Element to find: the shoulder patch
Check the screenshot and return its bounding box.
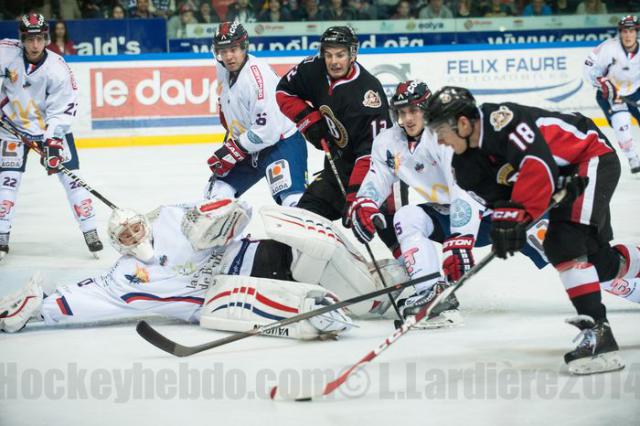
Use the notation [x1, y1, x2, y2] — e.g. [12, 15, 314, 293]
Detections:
[362, 90, 382, 108]
[250, 65, 264, 100]
[489, 105, 514, 132]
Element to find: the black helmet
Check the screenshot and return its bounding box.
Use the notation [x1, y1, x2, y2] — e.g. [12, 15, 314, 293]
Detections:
[618, 15, 640, 32]
[19, 13, 49, 42]
[424, 86, 479, 129]
[213, 21, 249, 52]
[390, 80, 431, 111]
[320, 26, 358, 57]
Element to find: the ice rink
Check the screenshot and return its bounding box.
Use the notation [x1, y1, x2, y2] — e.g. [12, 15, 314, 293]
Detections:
[1, 132, 639, 426]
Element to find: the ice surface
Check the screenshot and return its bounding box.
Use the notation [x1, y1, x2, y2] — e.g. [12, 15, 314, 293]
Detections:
[1, 131, 639, 426]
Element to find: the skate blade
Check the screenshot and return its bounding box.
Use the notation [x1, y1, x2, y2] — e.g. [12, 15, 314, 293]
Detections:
[0, 252, 7, 263]
[91, 252, 100, 259]
[568, 351, 625, 375]
[413, 309, 463, 330]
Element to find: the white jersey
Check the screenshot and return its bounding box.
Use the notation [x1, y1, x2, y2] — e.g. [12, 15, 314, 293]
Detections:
[584, 37, 640, 97]
[217, 54, 297, 154]
[0, 39, 78, 141]
[357, 124, 483, 237]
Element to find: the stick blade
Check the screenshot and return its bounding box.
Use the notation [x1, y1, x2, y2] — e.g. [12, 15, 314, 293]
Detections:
[136, 320, 183, 356]
[269, 382, 326, 402]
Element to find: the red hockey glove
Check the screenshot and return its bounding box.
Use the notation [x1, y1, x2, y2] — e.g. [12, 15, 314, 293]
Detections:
[442, 234, 475, 282]
[40, 137, 64, 175]
[349, 197, 386, 243]
[597, 77, 618, 104]
[490, 201, 531, 259]
[207, 138, 247, 177]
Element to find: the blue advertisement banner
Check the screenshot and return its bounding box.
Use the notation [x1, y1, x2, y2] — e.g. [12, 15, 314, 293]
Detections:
[0, 19, 167, 55]
[170, 27, 617, 53]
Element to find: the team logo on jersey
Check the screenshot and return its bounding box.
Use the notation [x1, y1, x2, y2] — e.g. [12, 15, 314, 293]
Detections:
[267, 159, 292, 195]
[319, 105, 348, 148]
[450, 199, 473, 228]
[159, 255, 168, 266]
[125, 265, 150, 284]
[496, 163, 517, 186]
[385, 150, 400, 174]
[606, 278, 636, 298]
[5, 68, 18, 83]
[362, 90, 382, 108]
[490, 106, 514, 131]
[73, 199, 94, 219]
[0, 200, 15, 218]
[174, 262, 197, 276]
[414, 162, 424, 172]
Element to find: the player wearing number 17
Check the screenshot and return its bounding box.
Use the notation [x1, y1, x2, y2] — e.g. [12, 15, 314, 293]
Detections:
[425, 86, 640, 375]
[0, 14, 103, 262]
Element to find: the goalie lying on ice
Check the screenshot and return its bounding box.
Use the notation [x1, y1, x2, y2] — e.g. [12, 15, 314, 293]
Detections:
[0, 199, 409, 339]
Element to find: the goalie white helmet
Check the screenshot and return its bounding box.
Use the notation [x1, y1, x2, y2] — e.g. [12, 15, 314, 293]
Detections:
[108, 209, 154, 262]
[181, 199, 251, 250]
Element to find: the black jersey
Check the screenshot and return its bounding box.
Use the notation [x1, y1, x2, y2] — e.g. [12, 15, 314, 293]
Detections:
[452, 102, 615, 219]
[276, 55, 391, 180]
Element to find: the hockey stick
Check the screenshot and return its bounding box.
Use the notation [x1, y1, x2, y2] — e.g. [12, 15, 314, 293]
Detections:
[135, 270, 442, 357]
[205, 129, 229, 198]
[270, 189, 567, 401]
[0, 119, 118, 210]
[319, 138, 404, 323]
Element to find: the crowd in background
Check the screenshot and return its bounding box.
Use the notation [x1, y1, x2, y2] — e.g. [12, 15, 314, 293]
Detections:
[1, 0, 638, 46]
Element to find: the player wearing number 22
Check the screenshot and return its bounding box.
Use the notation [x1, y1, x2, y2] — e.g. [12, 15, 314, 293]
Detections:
[276, 26, 406, 256]
[0, 14, 103, 261]
[206, 22, 308, 207]
[425, 86, 640, 375]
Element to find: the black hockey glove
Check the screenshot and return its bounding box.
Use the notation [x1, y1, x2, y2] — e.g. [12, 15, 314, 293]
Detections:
[39, 137, 64, 175]
[301, 117, 332, 150]
[490, 201, 530, 259]
[559, 175, 589, 205]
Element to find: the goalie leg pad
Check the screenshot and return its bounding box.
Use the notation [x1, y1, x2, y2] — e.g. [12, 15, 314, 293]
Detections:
[0, 273, 44, 333]
[200, 275, 352, 339]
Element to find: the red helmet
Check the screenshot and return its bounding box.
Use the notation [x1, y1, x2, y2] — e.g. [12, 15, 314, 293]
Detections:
[212, 21, 249, 53]
[19, 13, 49, 41]
[618, 15, 640, 32]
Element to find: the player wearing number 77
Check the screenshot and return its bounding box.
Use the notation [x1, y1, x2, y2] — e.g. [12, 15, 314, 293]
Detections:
[205, 22, 308, 208]
[0, 14, 103, 262]
[425, 86, 640, 375]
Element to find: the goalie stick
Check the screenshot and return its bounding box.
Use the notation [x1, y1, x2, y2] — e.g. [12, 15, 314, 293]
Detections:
[0, 119, 118, 210]
[135, 270, 442, 357]
[269, 189, 567, 401]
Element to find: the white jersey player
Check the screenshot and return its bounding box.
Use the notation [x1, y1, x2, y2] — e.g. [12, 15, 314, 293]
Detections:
[0, 14, 103, 261]
[1, 199, 407, 340]
[583, 15, 640, 174]
[348, 80, 549, 325]
[205, 22, 307, 207]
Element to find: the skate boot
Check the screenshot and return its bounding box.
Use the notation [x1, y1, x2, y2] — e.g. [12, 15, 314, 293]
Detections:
[629, 154, 640, 175]
[0, 232, 8, 263]
[398, 281, 462, 329]
[83, 229, 103, 257]
[564, 315, 625, 375]
[0, 273, 44, 333]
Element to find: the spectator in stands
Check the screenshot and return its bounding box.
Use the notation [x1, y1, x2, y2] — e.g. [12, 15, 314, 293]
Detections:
[321, 0, 356, 19]
[226, 0, 257, 22]
[481, 0, 513, 16]
[550, 0, 578, 13]
[59, 0, 83, 19]
[195, 1, 220, 22]
[295, 0, 323, 20]
[454, 0, 480, 17]
[131, 0, 156, 17]
[82, 0, 106, 18]
[419, 0, 453, 18]
[522, 0, 551, 15]
[167, 2, 197, 37]
[351, 0, 377, 19]
[152, 0, 173, 18]
[257, 0, 293, 21]
[390, 0, 414, 18]
[111, 3, 126, 17]
[575, 0, 607, 13]
[47, 20, 77, 56]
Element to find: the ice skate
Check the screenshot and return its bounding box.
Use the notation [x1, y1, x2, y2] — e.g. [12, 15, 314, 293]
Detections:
[564, 315, 625, 375]
[398, 281, 462, 329]
[83, 229, 103, 258]
[0, 273, 44, 333]
[628, 154, 640, 175]
[0, 232, 9, 263]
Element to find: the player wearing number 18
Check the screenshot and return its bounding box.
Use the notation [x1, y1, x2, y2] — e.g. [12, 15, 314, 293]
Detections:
[425, 86, 640, 375]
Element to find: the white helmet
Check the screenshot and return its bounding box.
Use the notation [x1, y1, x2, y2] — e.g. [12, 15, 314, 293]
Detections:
[181, 198, 251, 250]
[108, 208, 154, 262]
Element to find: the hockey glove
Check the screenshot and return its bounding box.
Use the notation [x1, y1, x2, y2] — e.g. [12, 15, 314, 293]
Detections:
[559, 175, 589, 205]
[442, 234, 475, 282]
[597, 77, 618, 104]
[40, 137, 64, 175]
[207, 138, 247, 177]
[490, 201, 530, 259]
[349, 197, 386, 243]
[299, 113, 332, 150]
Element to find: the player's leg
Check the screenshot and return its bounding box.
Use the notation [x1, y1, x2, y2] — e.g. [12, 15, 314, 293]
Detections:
[596, 91, 640, 173]
[0, 138, 27, 261]
[296, 169, 343, 221]
[262, 131, 308, 207]
[378, 180, 409, 258]
[55, 133, 103, 254]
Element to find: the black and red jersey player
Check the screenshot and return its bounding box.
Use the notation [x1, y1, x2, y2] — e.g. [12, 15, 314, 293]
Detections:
[424, 86, 639, 375]
[275, 26, 407, 257]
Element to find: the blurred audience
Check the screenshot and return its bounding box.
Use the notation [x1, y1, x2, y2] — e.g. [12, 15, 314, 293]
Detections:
[130, 0, 156, 17]
[550, 0, 578, 13]
[196, 1, 221, 22]
[111, 3, 126, 17]
[454, 0, 480, 17]
[481, 0, 514, 16]
[257, 0, 293, 21]
[390, 0, 413, 19]
[419, 0, 453, 18]
[294, 0, 323, 20]
[321, 0, 356, 20]
[167, 1, 196, 37]
[575, 0, 607, 14]
[47, 20, 77, 55]
[522, 0, 552, 15]
[226, 0, 257, 22]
